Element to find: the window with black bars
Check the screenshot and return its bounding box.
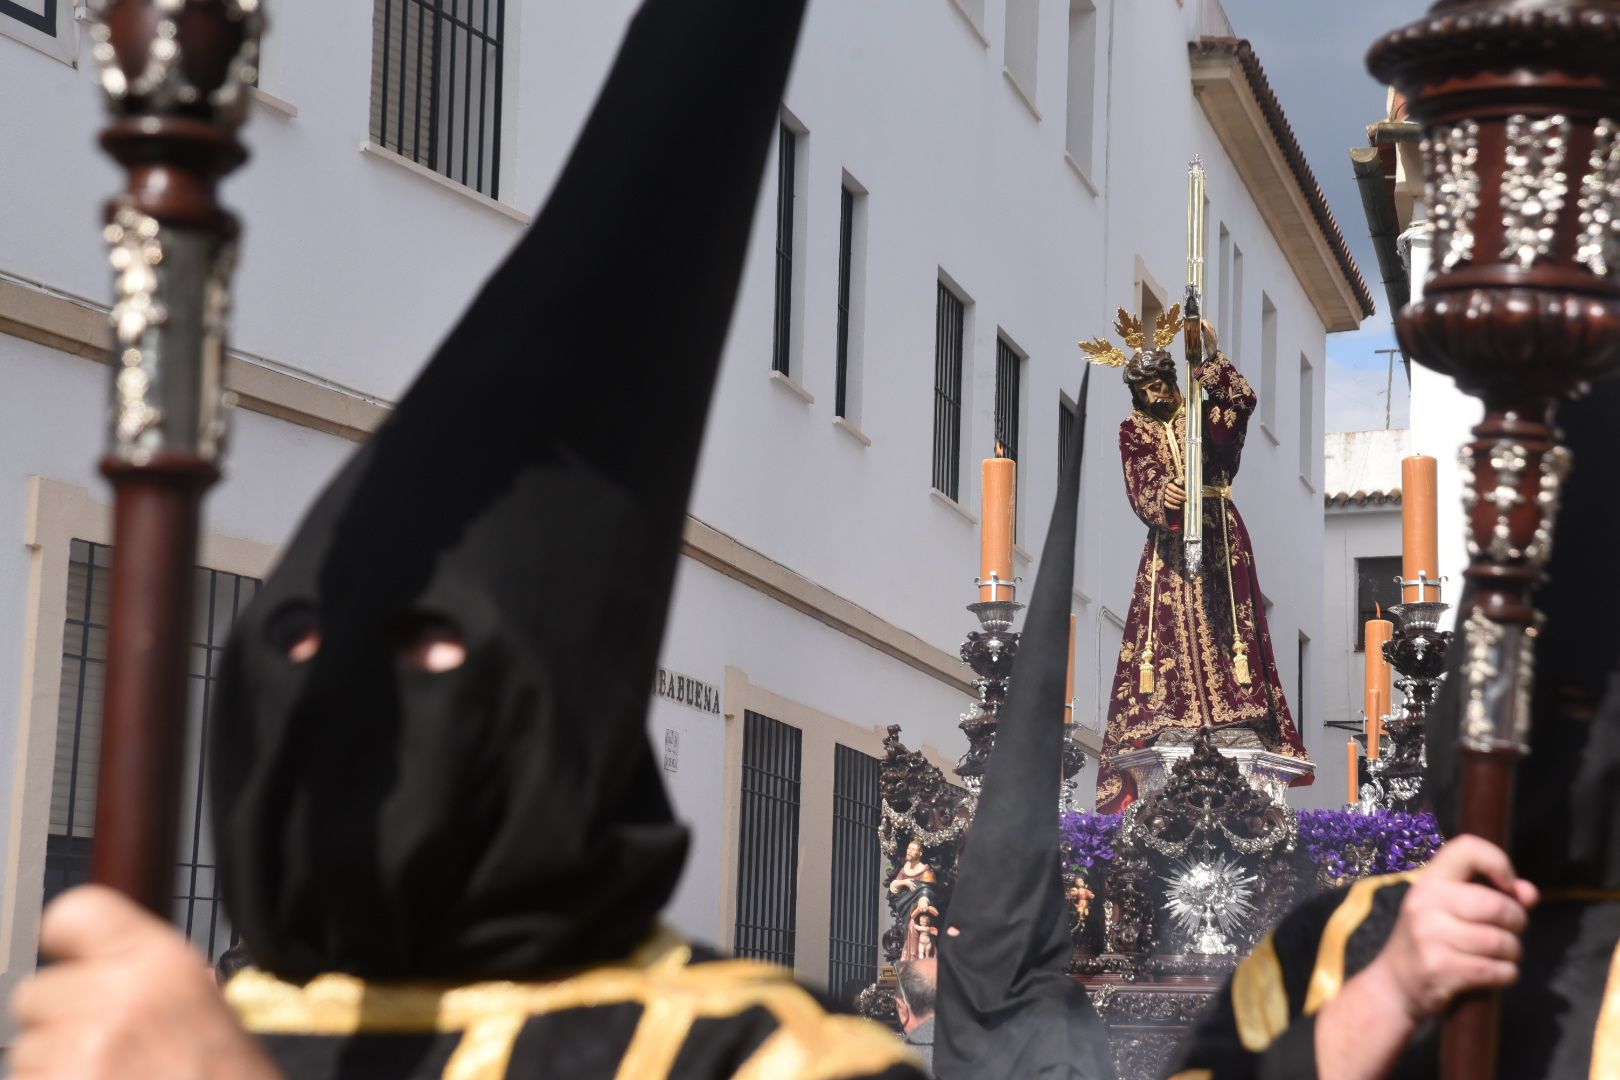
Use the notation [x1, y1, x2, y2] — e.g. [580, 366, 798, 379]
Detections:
[827, 744, 880, 1003]
[995, 337, 1022, 463]
[734, 711, 802, 969]
[772, 123, 798, 376]
[1, 0, 55, 35]
[835, 185, 855, 417]
[45, 540, 261, 964]
[933, 283, 965, 499]
[1297, 633, 1308, 731]
[369, 0, 506, 200]
[1355, 556, 1403, 650]
[1059, 393, 1080, 470]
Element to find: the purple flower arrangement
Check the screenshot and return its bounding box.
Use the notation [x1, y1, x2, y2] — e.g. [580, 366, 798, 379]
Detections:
[1059, 810, 1122, 873]
[1056, 807, 1441, 886]
[1296, 808, 1443, 882]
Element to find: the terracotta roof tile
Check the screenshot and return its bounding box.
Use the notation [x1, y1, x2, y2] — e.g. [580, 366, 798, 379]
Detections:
[1193, 38, 1377, 320]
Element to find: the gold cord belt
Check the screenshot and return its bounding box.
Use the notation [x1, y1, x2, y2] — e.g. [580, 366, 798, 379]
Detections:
[1211, 478, 1251, 685]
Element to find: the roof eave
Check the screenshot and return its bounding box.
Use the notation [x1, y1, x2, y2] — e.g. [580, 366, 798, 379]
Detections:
[1190, 39, 1375, 333]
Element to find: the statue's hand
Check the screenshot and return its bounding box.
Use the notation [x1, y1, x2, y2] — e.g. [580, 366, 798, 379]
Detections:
[1165, 480, 1187, 512]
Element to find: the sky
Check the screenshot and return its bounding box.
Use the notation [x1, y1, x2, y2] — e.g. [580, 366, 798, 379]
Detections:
[1216, 0, 1417, 434]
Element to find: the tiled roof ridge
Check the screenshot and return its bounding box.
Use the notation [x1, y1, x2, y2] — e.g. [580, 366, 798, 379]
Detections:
[1193, 37, 1378, 320]
[1325, 489, 1403, 508]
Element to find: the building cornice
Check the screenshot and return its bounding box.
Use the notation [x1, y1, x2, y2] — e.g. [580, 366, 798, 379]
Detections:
[1190, 39, 1376, 333]
[0, 272, 978, 700]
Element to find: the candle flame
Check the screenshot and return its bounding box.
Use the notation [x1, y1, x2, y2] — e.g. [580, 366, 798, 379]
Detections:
[1375, 601, 1382, 619]
[994, 439, 1009, 459]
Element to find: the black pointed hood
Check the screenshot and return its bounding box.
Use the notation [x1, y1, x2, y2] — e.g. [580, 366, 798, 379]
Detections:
[1427, 377, 1620, 889]
[210, 0, 809, 981]
[935, 367, 1115, 1079]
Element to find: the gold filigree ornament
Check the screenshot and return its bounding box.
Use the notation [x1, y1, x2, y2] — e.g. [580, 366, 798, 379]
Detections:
[1077, 334, 1127, 368]
[1154, 303, 1185, 349]
[1078, 304, 1186, 368]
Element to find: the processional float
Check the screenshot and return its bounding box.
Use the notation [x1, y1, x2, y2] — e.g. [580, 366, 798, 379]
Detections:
[83, 0, 263, 913]
[1368, 1, 1620, 1077]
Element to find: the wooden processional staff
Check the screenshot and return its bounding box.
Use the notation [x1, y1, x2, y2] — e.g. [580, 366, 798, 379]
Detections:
[1368, 2, 1620, 1078]
[84, 0, 263, 913]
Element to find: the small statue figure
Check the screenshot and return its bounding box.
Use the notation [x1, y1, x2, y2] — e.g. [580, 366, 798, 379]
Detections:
[889, 840, 941, 961]
[1067, 879, 1094, 922]
[888, 840, 937, 897]
[905, 902, 941, 961]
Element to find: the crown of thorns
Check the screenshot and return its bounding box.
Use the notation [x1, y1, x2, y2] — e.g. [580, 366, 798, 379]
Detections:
[1076, 304, 1184, 369]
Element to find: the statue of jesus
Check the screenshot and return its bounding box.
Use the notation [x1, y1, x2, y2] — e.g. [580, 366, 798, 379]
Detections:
[1081, 308, 1311, 811]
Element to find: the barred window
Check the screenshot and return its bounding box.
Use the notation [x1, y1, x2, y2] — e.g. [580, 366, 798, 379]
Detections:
[933, 282, 966, 500]
[827, 744, 880, 1004]
[835, 185, 855, 418]
[370, 0, 506, 199]
[45, 540, 261, 963]
[995, 336, 1023, 464]
[0, 0, 54, 35]
[734, 711, 802, 969]
[772, 123, 799, 377]
[1059, 392, 1080, 469]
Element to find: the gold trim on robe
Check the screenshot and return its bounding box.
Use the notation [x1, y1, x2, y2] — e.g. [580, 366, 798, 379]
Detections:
[1303, 872, 1417, 1015]
[1231, 931, 1290, 1051]
[225, 926, 920, 1080]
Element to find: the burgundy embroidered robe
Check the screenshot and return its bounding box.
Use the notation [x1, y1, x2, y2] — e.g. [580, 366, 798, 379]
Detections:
[1095, 352, 1311, 812]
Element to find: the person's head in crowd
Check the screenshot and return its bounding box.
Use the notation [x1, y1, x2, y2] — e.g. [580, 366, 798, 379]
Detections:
[895, 958, 937, 1033]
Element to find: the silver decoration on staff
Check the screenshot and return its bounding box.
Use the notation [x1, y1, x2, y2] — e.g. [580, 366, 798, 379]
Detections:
[1425, 120, 1481, 275]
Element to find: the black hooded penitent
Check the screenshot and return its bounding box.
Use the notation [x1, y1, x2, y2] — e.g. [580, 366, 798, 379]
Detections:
[210, 0, 809, 981]
[935, 366, 1116, 1080]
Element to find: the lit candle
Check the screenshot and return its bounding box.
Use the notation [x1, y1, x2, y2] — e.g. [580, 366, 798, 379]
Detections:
[980, 456, 1016, 601]
[1065, 613, 1077, 723]
[1401, 455, 1440, 603]
[1364, 610, 1394, 760]
[1347, 740, 1358, 805]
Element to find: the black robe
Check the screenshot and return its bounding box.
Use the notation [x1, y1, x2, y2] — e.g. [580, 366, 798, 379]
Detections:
[1169, 875, 1620, 1079]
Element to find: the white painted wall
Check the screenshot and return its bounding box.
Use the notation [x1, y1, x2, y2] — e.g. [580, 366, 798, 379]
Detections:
[1403, 225, 1477, 629]
[0, 0, 1346, 994]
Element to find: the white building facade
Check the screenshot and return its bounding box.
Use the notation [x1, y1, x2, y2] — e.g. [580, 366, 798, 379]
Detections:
[0, 0, 1366, 1018]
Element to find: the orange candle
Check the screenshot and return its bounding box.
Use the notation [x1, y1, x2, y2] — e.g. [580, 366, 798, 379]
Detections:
[1064, 613, 1077, 723]
[980, 457, 1017, 601]
[1401, 455, 1440, 602]
[1347, 740, 1358, 805]
[1364, 614, 1394, 760]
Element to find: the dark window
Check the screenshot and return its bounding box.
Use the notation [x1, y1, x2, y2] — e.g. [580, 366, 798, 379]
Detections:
[835, 185, 855, 417]
[1355, 556, 1403, 650]
[46, 540, 261, 963]
[0, 0, 56, 34]
[933, 283, 966, 499]
[772, 124, 798, 376]
[734, 711, 802, 968]
[828, 744, 881, 1004]
[370, 0, 507, 199]
[995, 337, 1023, 463]
[1059, 393, 1080, 469]
[1297, 633, 1308, 731]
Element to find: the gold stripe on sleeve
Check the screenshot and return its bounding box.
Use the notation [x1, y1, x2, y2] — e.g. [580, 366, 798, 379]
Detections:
[1231, 931, 1290, 1051]
[1304, 872, 1417, 1015]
